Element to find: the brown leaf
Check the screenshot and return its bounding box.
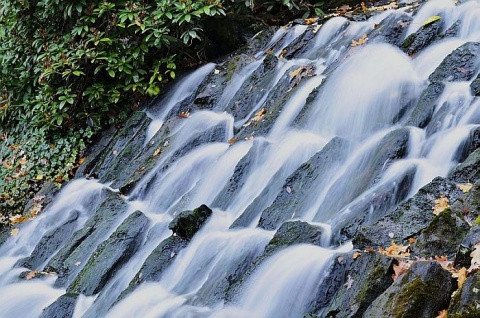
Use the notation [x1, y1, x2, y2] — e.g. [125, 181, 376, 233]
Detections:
[10, 215, 29, 224]
[353, 252, 362, 259]
[433, 195, 450, 215]
[351, 34, 368, 47]
[364, 247, 376, 253]
[408, 237, 416, 244]
[2, 160, 13, 170]
[453, 267, 467, 289]
[25, 270, 39, 280]
[436, 309, 448, 318]
[305, 17, 318, 25]
[179, 111, 191, 118]
[279, 49, 288, 59]
[392, 260, 411, 280]
[228, 137, 238, 145]
[379, 241, 410, 258]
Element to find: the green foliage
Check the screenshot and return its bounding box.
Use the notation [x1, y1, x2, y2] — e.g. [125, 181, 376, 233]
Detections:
[0, 0, 327, 216]
[0, 0, 225, 215]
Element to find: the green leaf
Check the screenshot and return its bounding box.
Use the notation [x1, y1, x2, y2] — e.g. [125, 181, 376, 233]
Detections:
[422, 15, 441, 27]
[108, 69, 115, 77]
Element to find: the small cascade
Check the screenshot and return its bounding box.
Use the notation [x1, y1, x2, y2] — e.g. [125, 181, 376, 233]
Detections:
[2, 1, 480, 317]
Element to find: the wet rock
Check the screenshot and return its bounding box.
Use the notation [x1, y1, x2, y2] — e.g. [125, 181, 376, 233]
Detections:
[450, 149, 480, 183]
[212, 140, 263, 210]
[429, 42, 480, 83]
[45, 191, 128, 288]
[448, 272, 480, 317]
[323, 252, 395, 318]
[283, 26, 317, 59]
[19, 210, 81, 270]
[39, 293, 78, 318]
[68, 210, 150, 296]
[257, 137, 351, 230]
[223, 53, 278, 121]
[117, 235, 188, 303]
[264, 221, 324, 255]
[355, 177, 464, 250]
[169, 204, 213, 240]
[441, 20, 461, 39]
[225, 220, 324, 302]
[402, 19, 443, 55]
[410, 209, 470, 257]
[314, 128, 410, 225]
[363, 261, 454, 318]
[338, 168, 415, 242]
[405, 82, 445, 128]
[0, 223, 11, 247]
[471, 73, 480, 96]
[369, 12, 412, 46]
[455, 225, 480, 269]
[450, 181, 480, 223]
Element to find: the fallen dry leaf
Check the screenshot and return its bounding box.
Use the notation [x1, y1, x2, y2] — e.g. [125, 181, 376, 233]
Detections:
[452, 267, 467, 289]
[243, 108, 267, 127]
[457, 183, 473, 193]
[153, 147, 162, 157]
[433, 195, 450, 215]
[179, 111, 191, 118]
[25, 270, 39, 280]
[392, 260, 411, 280]
[436, 309, 448, 318]
[228, 137, 238, 145]
[408, 237, 416, 244]
[422, 15, 441, 27]
[305, 17, 318, 25]
[10, 215, 29, 224]
[379, 241, 410, 258]
[10, 228, 19, 236]
[353, 252, 362, 259]
[351, 34, 368, 47]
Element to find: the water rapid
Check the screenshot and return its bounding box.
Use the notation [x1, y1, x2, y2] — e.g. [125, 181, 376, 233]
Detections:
[2, 1, 480, 317]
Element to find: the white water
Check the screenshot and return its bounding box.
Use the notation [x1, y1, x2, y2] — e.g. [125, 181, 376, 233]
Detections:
[2, 1, 480, 317]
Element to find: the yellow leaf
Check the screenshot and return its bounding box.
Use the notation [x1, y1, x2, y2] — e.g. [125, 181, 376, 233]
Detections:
[436, 309, 448, 318]
[78, 157, 86, 165]
[35, 175, 44, 180]
[25, 270, 39, 280]
[153, 147, 162, 157]
[453, 267, 468, 289]
[361, 2, 368, 12]
[10, 228, 19, 236]
[379, 241, 410, 258]
[457, 183, 473, 193]
[2, 160, 13, 170]
[304, 17, 318, 25]
[10, 215, 29, 224]
[433, 195, 450, 215]
[422, 15, 441, 27]
[289, 67, 303, 78]
[351, 34, 368, 47]
[18, 157, 28, 165]
[408, 237, 416, 244]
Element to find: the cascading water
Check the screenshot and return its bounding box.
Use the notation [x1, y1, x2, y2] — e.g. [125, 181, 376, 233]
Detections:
[2, 1, 480, 317]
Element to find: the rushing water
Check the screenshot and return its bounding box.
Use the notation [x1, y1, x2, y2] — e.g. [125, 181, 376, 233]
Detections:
[2, 1, 480, 317]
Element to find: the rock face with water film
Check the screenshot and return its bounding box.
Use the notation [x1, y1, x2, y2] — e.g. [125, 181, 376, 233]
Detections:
[5, 1, 480, 317]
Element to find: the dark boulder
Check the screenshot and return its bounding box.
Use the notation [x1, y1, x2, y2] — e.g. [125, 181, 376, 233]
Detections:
[19, 210, 81, 270]
[405, 82, 445, 128]
[39, 293, 78, 318]
[256, 137, 351, 230]
[355, 177, 464, 250]
[450, 150, 480, 183]
[455, 225, 480, 269]
[45, 191, 128, 288]
[448, 272, 480, 317]
[402, 18, 443, 55]
[369, 12, 412, 47]
[169, 204, 213, 240]
[323, 252, 395, 318]
[410, 209, 470, 258]
[68, 210, 150, 296]
[471, 73, 480, 96]
[429, 42, 480, 83]
[363, 261, 454, 318]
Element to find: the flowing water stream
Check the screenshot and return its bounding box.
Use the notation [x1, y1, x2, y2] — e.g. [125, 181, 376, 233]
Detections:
[2, 1, 480, 317]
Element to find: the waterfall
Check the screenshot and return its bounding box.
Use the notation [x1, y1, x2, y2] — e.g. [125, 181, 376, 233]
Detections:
[2, 1, 480, 317]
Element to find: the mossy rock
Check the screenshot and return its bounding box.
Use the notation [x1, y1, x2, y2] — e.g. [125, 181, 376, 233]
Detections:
[169, 204, 213, 240]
